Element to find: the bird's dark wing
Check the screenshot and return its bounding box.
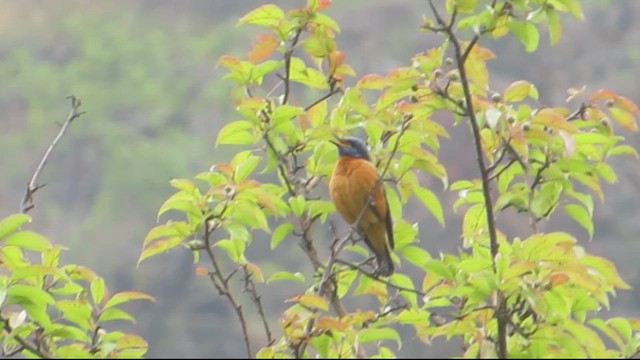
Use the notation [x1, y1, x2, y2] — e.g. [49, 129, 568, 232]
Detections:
[384, 197, 394, 250]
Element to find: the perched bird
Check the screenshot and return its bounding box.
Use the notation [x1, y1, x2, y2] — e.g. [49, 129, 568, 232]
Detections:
[329, 136, 395, 276]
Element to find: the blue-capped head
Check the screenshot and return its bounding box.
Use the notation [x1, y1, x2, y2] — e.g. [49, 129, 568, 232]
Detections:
[331, 136, 370, 160]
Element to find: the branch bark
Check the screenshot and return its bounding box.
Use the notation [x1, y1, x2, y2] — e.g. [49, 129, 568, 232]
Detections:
[20, 95, 85, 214]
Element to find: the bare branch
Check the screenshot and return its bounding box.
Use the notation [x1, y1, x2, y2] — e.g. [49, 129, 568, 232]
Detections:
[242, 265, 274, 346]
[20, 95, 85, 213]
[282, 27, 304, 105]
[202, 207, 253, 358]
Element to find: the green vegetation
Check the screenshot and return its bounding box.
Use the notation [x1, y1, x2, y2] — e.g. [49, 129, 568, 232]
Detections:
[2, 0, 640, 358]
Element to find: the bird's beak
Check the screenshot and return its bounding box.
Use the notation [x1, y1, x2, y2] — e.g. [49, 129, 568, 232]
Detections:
[330, 134, 343, 148]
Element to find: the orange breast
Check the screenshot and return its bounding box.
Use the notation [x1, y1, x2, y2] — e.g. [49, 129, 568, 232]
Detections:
[329, 157, 387, 229]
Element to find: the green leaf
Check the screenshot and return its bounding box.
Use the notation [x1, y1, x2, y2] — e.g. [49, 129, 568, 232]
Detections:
[589, 318, 624, 351]
[413, 186, 445, 226]
[237, 4, 285, 28]
[311, 13, 341, 33]
[271, 105, 304, 128]
[357, 327, 402, 348]
[157, 191, 200, 220]
[423, 259, 455, 280]
[91, 277, 105, 305]
[56, 299, 93, 330]
[391, 273, 417, 307]
[7, 283, 55, 306]
[99, 307, 136, 323]
[216, 120, 255, 146]
[508, 20, 540, 52]
[608, 317, 632, 344]
[564, 203, 593, 239]
[0, 213, 31, 239]
[393, 220, 418, 249]
[138, 236, 182, 265]
[4, 230, 52, 252]
[462, 203, 487, 246]
[608, 144, 639, 158]
[104, 291, 156, 309]
[546, 7, 562, 45]
[271, 222, 294, 249]
[504, 80, 538, 102]
[215, 238, 245, 263]
[451, 0, 478, 13]
[399, 245, 432, 268]
[336, 269, 358, 299]
[44, 324, 91, 342]
[116, 333, 148, 349]
[234, 154, 261, 182]
[290, 57, 329, 89]
[289, 195, 306, 217]
[450, 180, 474, 191]
[609, 107, 639, 132]
[267, 271, 305, 283]
[143, 221, 189, 248]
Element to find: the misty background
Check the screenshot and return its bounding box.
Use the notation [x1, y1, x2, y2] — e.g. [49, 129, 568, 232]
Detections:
[1, 0, 639, 357]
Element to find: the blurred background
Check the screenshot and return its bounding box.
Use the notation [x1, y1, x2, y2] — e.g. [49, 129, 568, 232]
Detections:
[1, 0, 639, 358]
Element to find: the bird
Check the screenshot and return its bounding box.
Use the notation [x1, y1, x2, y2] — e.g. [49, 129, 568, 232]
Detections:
[329, 136, 395, 276]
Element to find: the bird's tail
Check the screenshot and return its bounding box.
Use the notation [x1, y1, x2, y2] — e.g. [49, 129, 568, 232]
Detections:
[374, 248, 394, 277]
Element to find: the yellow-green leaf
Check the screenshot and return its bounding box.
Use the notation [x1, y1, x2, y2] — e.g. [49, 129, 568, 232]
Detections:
[287, 294, 329, 311]
[0, 213, 31, 239]
[238, 4, 285, 28]
[216, 120, 255, 146]
[104, 291, 156, 309]
[413, 186, 445, 226]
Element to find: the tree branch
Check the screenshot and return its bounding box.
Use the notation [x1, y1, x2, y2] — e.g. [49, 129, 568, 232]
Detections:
[20, 95, 85, 214]
[1, 317, 50, 359]
[202, 205, 253, 358]
[242, 265, 273, 346]
[427, 1, 507, 358]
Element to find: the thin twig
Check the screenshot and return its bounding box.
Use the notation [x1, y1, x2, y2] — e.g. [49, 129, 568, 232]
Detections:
[304, 85, 342, 112]
[202, 206, 253, 358]
[335, 259, 427, 297]
[20, 96, 85, 213]
[282, 27, 304, 105]
[242, 265, 274, 346]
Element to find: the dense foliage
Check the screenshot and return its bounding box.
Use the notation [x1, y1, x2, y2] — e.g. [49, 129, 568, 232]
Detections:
[139, 0, 640, 358]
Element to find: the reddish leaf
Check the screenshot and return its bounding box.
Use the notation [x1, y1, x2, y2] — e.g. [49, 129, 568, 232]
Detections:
[316, 316, 349, 331]
[318, 0, 331, 9]
[217, 55, 244, 73]
[532, 108, 577, 132]
[589, 88, 618, 101]
[212, 163, 234, 178]
[194, 266, 208, 276]
[549, 272, 570, 287]
[504, 80, 538, 102]
[286, 294, 329, 311]
[247, 34, 279, 62]
[307, 0, 332, 10]
[328, 50, 345, 75]
[246, 262, 265, 283]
